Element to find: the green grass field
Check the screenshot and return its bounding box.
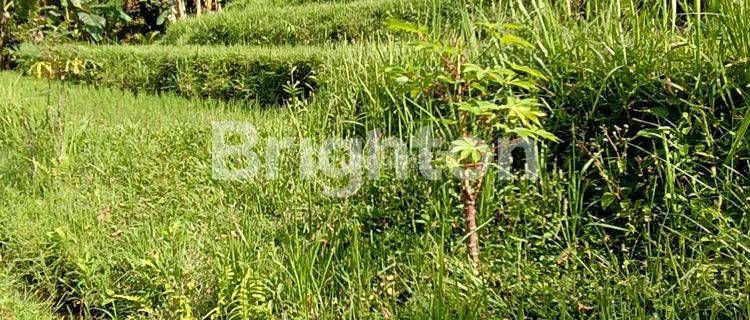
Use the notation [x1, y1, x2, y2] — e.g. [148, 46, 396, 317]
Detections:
[162, 0, 450, 45]
[0, 264, 57, 320]
[1, 0, 750, 319]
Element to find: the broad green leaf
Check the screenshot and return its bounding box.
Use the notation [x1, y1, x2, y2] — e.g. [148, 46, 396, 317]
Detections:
[77, 11, 106, 28]
[436, 74, 453, 84]
[451, 138, 473, 150]
[508, 79, 537, 91]
[469, 82, 488, 95]
[457, 101, 500, 117]
[506, 127, 534, 138]
[118, 9, 133, 22]
[463, 63, 483, 74]
[509, 63, 548, 81]
[533, 128, 560, 142]
[156, 9, 171, 26]
[601, 192, 617, 208]
[450, 138, 489, 164]
[489, 66, 517, 77]
[460, 149, 472, 161]
[475, 100, 501, 111]
[499, 34, 534, 49]
[470, 150, 481, 163]
[386, 19, 427, 36]
[636, 128, 664, 139]
[505, 127, 559, 142]
[457, 102, 482, 116]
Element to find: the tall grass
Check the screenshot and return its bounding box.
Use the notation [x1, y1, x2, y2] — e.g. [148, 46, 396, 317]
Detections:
[163, 0, 454, 45]
[338, 0, 750, 317]
[13, 44, 337, 104]
[0, 0, 749, 319]
[0, 264, 57, 319]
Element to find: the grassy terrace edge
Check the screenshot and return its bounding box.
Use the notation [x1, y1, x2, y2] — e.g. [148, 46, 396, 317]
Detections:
[162, 0, 448, 46]
[12, 44, 355, 104]
[0, 266, 56, 320]
[0, 71, 300, 318]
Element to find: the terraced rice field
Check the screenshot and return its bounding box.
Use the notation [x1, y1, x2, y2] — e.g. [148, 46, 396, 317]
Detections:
[1, 0, 749, 319]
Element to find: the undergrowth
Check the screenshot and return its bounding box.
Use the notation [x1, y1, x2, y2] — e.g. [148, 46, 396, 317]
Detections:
[0, 0, 749, 319]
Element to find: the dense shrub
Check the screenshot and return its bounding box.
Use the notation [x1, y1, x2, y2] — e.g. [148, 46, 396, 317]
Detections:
[14, 44, 333, 104]
[0, 0, 39, 68]
[120, 0, 173, 38]
[335, 2, 750, 316]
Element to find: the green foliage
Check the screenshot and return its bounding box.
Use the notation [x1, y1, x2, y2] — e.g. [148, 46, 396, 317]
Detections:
[120, 0, 174, 41]
[14, 43, 330, 104]
[36, 0, 132, 42]
[2, 71, 747, 319]
[1, 0, 39, 68]
[227, 0, 359, 8]
[385, 20, 557, 268]
[388, 21, 556, 147]
[1, 0, 750, 319]
[0, 266, 57, 320]
[226, 0, 361, 10]
[0, 0, 16, 68]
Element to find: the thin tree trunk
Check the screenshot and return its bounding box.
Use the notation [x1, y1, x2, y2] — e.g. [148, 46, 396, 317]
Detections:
[462, 180, 479, 270]
[176, 0, 186, 20]
[196, 0, 202, 16]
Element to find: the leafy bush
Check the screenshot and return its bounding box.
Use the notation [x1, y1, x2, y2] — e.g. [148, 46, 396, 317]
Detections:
[385, 21, 557, 269]
[1, 0, 39, 68]
[336, 2, 750, 316]
[119, 0, 173, 40]
[14, 43, 332, 104]
[30, 0, 134, 42]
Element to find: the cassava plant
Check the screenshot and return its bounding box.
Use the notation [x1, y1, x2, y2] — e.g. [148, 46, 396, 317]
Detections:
[387, 21, 557, 270]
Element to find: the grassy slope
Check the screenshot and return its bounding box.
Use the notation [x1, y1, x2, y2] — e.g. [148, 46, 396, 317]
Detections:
[0, 72, 477, 319]
[162, 0, 445, 45]
[0, 71, 318, 318]
[0, 267, 57, 320]
[227, 0, 360, 7]
[2, 0, 750, 319]
[2, 63, 748, 317]
[13, 44, 348, 104]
